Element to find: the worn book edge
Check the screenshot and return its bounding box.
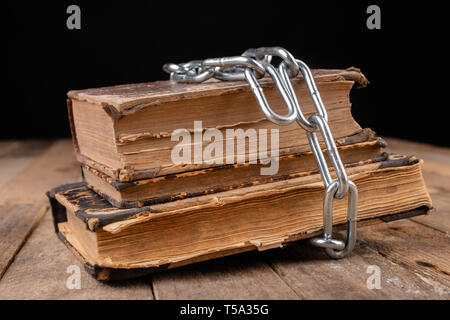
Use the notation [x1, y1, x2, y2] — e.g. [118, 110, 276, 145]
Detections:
[67, 68, 368, 114]
[76, 128, 379, 183]
[48, 155, 426, 233]
[82, 135, 387, 208]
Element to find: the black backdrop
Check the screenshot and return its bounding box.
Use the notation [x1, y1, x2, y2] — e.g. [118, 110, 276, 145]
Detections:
[3, 1, 448, 146]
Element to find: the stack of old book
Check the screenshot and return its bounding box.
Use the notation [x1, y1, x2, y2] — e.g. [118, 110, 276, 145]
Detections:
[48, 68, 432, 280]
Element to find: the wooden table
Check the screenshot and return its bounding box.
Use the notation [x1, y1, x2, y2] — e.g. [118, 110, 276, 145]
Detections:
[0, 138, 449, 300]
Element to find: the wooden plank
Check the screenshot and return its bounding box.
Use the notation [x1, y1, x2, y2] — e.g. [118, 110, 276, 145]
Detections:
[152, 251, 299, 300]
[0, 140, 52, 159]
[421, 169, 450, 194]
[359, 219, 450, 290]
[0, 140, 81, 205]
[0, 140, 80, 279]
[0, 140, 53, 279]
[0, 204, 48, 279]
[384, 137, 450, 233]
[414, 157, 450, 233]
[0, 140, 52, 189]
[263, 237, 448, 299]
[0, 141, 18, 157]
[414, 188, 450, 234]
[414, 168, 450, 233]
[399, 168, 450, 234]
[0, 211, 153, 300]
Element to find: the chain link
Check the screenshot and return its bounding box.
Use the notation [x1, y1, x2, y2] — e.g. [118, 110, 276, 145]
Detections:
[163, 47, 358, 259]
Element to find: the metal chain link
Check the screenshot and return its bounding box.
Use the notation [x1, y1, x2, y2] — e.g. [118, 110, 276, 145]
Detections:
[163, 47, 358, 259]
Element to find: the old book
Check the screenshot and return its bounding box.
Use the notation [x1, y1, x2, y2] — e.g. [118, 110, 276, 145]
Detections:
[48, 155, 432, 281]
[67, 68, 368, 182]
[83, 130, 386, 208]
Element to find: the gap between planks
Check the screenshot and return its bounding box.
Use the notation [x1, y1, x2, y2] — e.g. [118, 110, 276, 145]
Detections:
[0, 209, 154, 299]
[0, 140, 81, 280]
[0, 204, 48, 280]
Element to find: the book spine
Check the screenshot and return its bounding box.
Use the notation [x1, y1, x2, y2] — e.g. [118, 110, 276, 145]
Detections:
[66, 99, 80, 154]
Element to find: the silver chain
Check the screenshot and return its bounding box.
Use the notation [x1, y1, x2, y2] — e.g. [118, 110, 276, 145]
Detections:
[163, 47, 358, 259]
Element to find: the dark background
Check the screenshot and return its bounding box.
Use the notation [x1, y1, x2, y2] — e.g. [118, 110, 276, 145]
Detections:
[3, 1, 447, 146]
